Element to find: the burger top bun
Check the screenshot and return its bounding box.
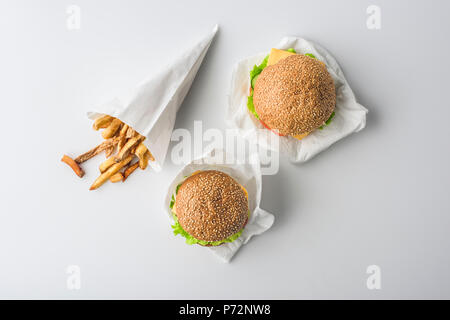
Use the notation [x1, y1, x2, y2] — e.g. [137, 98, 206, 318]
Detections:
[176, 170, 249, 242]
[253, 54, 336, 136]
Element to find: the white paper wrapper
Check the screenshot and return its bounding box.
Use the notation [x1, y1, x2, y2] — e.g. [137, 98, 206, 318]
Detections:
[227, 36, 368, 162]
[87, 25, 219, 171]
[164, 149, 275, 263]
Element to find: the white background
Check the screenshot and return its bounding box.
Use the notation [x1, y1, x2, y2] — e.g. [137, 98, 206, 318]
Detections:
[1, 0, 449, 299]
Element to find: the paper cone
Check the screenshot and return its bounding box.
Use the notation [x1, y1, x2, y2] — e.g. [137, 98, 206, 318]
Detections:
[88, 25, 219, 171]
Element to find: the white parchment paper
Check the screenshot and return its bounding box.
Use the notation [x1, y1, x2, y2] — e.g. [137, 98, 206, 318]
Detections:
[164, 149, 275, 263]
[87, 25, 218, 171]
[227, 36, 368, 163]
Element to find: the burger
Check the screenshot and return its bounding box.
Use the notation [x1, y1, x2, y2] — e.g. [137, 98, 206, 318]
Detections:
[169, 170, 249, 246]
[247, 48, 336, 139]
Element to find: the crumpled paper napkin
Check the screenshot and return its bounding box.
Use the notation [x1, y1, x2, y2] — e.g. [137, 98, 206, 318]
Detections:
[227, 36, 368, 162]
[87, 25, 219, 171]
[164, 149, 275, 263]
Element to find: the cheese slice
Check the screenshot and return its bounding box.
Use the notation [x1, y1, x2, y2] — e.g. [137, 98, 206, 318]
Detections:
[240, 185, 248, 200]
[267, 48, 296, 66]
[292, 132, 309, 141]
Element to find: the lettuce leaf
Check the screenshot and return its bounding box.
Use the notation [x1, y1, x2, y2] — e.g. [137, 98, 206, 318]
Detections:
[169, 194, 175, 209]
[170, 182, 183, 209]
[171, 214, 243, 246]
[247, 55, 271, 119]
[305, 53, 316, 59]
[319, 111, 335, 130]
[325, 111, 335, 125]
[250, 54, 269, 89]
[247, 94, 259, 120]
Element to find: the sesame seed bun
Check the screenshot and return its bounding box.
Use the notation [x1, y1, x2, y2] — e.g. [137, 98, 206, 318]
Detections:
[253, 54, 336, 136]
[175, 170, 249, 242]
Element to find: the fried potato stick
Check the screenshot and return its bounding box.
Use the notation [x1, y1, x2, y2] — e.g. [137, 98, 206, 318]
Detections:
[102, 118, 122, 139]
[93, 115, 113, 130]
[118, 124, 129, 149]
[61, 155, 85, 178]
[74, 137, 118, 164]
[135, 142, 147, 159]
[134, 142, 151, 169]
[99, 157, 116, 173]
[104, 145, 115, 158]
[90, 155, 133, 190]
[116, 136, 143, 162]
[125, 127, 135, 139]
[123, 161, 139, 182]
[109, 172, 123, 183]
[139, 150, 152, 170]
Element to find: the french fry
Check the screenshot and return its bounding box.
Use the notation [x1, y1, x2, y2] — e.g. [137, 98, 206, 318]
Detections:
[116, 136, 143, 162]
[126, 127, 135, 139]
[109, 172, 123, 183]
[99, 157, 116, 173]
[118, 124, 129, 149]
[102, 118, 122, 139]
[139, 150, 151, 170]
[74, 137, 118, 164]
[93, 115, 113, 130]
[119, 123, 129, 136]
[123, 162, 139, 182]
[134, 142, 150, 169]
[63, 114, 155, 189]
[61, 155, 85, 178]
[135, 142, 147, 160]
[104, 145, 115, 158]
[117, 139, 126, 151]
[90, 155, 133, 190]
[114, 123, 123, 138]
